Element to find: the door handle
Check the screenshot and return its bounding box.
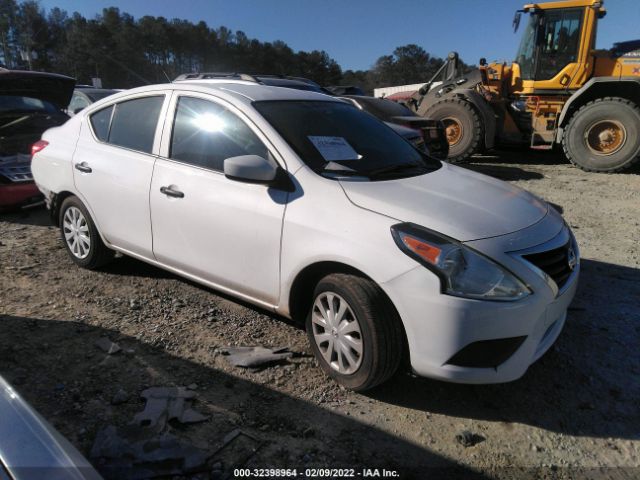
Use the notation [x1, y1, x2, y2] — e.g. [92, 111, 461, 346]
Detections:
[160, 185, 184, 198]
[74, 162, 92, 173]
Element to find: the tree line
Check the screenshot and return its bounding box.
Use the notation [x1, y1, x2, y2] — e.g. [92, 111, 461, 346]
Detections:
[0, 0, 471, 93]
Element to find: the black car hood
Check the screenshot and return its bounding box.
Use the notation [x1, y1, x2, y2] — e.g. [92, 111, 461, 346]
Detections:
[0, 70, 75, 110]
[390, 115, 434, 125]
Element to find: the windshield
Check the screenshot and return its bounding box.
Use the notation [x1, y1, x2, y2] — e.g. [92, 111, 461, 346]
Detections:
[0, 95, 58, 114]
[254, 100, 441, 180]
[515, 13, 538, 80]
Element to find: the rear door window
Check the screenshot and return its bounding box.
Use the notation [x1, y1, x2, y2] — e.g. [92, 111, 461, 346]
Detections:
[89, 96, 164, 153]
[108, 96, 164, 153]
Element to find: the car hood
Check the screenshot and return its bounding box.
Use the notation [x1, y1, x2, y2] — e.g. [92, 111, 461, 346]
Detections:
[385, 122, 420, 139]
[339, 163, 549, 242]
[0, 70, 75, 110]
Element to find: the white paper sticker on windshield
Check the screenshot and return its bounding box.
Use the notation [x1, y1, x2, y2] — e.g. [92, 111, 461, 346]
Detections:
[308, 136, 360, 161]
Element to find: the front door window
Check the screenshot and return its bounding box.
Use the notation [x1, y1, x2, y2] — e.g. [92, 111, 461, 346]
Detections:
[536, 8, 583, 80]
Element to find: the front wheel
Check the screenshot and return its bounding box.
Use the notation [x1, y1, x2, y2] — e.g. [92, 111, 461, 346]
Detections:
[562, 97, 640, 172]
[305, 273, 404, 391]
[59, 196, 114, 269]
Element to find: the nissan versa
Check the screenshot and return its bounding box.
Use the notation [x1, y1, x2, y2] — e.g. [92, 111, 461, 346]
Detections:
[31, 81, 579, 391]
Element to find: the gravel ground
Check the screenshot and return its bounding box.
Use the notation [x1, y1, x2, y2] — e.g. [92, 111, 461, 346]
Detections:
[1, 150, 639, 479]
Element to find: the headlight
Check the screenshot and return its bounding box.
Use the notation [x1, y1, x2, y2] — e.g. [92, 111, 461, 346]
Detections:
[391, 223, 531, 301]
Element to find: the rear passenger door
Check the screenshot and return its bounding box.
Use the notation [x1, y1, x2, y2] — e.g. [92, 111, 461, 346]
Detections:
[149, 93, 287, 306]
[73, 93, 169, 257]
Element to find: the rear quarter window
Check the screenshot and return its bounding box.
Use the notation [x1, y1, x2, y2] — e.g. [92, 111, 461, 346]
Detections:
[89, 105, 113, 141]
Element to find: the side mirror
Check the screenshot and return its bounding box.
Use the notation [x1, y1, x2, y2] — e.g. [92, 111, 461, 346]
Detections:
[513, 11, 522, 32]
[224, 155, 277, 184]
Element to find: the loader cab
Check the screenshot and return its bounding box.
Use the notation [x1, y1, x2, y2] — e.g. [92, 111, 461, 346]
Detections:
[511, 0, 605, 94]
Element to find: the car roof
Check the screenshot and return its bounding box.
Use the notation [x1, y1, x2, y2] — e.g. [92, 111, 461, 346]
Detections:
[131, 81, 338, 103]
[77, 81, 342, 118]
[74, 87, 119, 94]
[256, 77, 322, 90]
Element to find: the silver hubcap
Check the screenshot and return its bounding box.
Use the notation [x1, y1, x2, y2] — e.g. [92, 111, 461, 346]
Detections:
[311, 292, 363, 375]
[63, 206, 90, 259]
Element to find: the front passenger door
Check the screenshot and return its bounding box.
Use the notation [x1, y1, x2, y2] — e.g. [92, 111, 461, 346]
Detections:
[149, 94, 287, 306]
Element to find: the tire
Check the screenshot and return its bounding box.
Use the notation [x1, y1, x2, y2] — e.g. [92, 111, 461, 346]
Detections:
[425, 98, 483, 163]
[59, 196, 114, 269]
[562, 97, 640, 173]
[305, 273, 404, 391]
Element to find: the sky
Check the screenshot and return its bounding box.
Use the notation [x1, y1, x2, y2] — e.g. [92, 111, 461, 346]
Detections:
[38, 0, 640, 71]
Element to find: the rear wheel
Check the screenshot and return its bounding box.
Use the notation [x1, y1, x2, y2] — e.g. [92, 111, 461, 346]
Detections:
[59, 196, 114, 269]
[562, 97, 640, 172]
[305, 273, 404, 391]
[425, 98, 483, 162]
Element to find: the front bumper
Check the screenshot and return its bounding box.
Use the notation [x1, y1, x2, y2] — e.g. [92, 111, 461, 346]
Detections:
[382, 219, 579, 384]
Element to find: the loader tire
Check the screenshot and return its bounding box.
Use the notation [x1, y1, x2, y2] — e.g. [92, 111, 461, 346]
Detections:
[425, 98, 483, 163]
[562, 97, 640, 173]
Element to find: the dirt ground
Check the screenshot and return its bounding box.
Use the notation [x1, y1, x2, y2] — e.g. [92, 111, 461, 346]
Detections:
[1, 150, 639, 480]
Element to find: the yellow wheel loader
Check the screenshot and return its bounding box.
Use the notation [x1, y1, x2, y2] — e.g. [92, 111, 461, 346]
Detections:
[407, 0, 640, 172]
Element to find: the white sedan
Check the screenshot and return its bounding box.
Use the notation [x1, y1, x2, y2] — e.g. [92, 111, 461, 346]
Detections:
[31, 79, 579, 391]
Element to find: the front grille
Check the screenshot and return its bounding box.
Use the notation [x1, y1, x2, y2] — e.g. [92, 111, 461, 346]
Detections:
[523, 241, 574, 290]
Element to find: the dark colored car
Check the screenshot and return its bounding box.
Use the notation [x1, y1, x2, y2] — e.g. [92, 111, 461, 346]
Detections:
[340, 95, 449, 160]
[324, 85, 365, 96]
[0, 69, 74, 210]
[67, 87, 120, 116]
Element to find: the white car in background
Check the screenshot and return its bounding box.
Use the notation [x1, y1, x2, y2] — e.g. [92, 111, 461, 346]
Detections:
[31, 80, 579, 391]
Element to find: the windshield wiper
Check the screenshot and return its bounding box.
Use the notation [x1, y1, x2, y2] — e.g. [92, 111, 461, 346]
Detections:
[365, 162, 436, 179]
[321, 161, 358, 171]
[319, 161, 367, 178]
